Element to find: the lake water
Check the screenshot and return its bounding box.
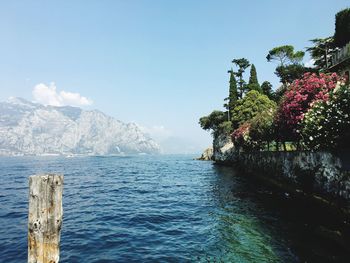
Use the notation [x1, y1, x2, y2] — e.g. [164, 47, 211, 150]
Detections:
[0, 155, 347, 262]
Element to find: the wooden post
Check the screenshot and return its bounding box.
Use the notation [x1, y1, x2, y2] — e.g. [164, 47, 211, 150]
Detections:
[28, 174, 63, 263]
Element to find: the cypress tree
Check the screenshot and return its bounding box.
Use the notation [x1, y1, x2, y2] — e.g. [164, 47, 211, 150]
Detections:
[247, 64, 261, 92]
[224, 69, 238, 121]
[228, 69, 238, 113]
[261, 81, 274, 100]
[232, 58, 250, 98]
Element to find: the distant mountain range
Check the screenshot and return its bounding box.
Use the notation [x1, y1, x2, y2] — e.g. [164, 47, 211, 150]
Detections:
[0, 97, 160, 156]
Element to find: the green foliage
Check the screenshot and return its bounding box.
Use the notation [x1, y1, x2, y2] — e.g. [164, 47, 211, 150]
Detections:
[224, 69, 239, 114]
[275, 64, 314, 85]
[306, 37, 334, 70]
[199, 110, 227, 131]
[261, 81, 275, 100]
[250, 108, 276, 144]
[231, 90, 276, 128]
[199, 111, 232, 136]
[334, 8, 350, 48]
[266, 45, 305, 66]
[232, 58, 250, 98]
[274, 84, 288, 102]
[302, 84, 350, 150]
[217, 121, 234, 135]
[246, 64, 261, 92]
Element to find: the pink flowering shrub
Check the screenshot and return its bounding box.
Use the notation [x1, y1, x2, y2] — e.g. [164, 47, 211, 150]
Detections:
[232, 122, 250, 144]
[275, 72, 343, 141]
[231, 122, 260, 151]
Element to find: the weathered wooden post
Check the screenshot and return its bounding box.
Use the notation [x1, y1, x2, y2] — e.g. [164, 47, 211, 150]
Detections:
[28, 174, 63, 263]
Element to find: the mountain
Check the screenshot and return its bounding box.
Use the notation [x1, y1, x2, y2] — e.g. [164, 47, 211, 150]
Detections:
[0, 97, 160, 156]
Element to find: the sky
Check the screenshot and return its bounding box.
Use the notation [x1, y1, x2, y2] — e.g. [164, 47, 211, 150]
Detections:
[0, 0, 349, 153]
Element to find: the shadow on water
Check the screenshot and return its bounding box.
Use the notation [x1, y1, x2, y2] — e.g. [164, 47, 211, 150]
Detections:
[207, 164, 350, 263]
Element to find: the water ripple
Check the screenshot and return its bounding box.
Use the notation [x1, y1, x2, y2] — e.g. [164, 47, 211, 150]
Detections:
[0, 155, 345, 262]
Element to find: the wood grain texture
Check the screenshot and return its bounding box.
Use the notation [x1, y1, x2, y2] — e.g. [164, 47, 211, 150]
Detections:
[28, 174, 63, 263]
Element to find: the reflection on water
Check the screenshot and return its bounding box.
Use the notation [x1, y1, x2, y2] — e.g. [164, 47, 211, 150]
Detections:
[0, 155, 347, 262]
[200, 165, 293, 262]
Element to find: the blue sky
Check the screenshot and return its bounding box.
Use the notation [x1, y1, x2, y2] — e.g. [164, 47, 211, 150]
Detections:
[0, 0, 349, 153]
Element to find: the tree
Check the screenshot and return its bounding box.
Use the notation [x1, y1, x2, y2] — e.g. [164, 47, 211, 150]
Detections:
[306, 37, 334, 70]
[274, 84, 288, 103]
[199, 110, 232, 136]
[199, 110, 226, 131]
[232, 58, 250, 98]
[267, 45, 306, 85]
[261, 81, 274, 100]
[231, 90, 276, 128]
[275, 64, 313, 85]
[224, 69, 239, 120]
[250, 108, 276, 150]
[266, 45, 305, 66]
[246, 64, 261, 92]
[334, 8, 350, 48]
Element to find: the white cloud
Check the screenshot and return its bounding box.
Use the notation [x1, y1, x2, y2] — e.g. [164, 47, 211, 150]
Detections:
[59, 90, 92, 106]
[32, 82, 93, 107]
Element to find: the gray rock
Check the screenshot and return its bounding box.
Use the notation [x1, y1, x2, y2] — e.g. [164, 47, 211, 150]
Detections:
[212, 133, 235, 161]
[0, 98, 160, 156]
[197, 147, 213, 161]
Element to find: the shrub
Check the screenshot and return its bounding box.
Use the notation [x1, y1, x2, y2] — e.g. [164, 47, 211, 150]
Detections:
[275, 72, 342, 141]
[250, 108, 276, 148]
[302, 83, 350, 150]
[231, 122, 255, 151]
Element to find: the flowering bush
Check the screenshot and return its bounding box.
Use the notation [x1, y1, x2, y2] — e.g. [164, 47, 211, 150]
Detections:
[302, 83, 350, 150]
[232, 122, 251, 150]
[275, 72, 343, 141]
[231, 122, 261, 151]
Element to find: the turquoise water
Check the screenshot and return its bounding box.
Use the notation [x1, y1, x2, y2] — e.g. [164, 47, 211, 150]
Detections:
[0, 155, 346, 262]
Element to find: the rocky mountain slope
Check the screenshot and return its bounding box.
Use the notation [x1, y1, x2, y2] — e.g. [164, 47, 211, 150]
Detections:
[0, 97, 160, 156]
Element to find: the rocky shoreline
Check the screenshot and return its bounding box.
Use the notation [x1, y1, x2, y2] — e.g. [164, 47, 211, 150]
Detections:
[196, 147, 213, 161]
[198, 133, 350, 250]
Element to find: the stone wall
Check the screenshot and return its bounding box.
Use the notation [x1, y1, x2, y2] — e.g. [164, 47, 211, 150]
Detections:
[216, 151, 350, 203]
